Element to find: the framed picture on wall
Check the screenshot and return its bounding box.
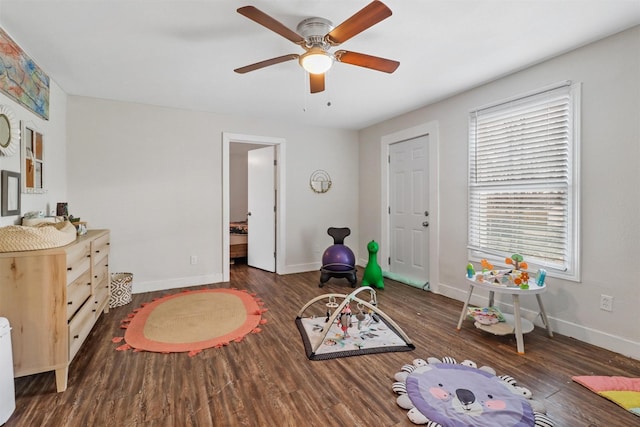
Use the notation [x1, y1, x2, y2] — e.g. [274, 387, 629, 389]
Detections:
[1, 170, 21, 216]
[21, 122, 46, 194]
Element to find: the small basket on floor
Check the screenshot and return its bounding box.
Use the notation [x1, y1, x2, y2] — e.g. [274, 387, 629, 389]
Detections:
[110, 272, 133, 308]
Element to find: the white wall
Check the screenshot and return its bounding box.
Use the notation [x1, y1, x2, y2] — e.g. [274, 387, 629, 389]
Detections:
[66, 97, 359, 292]
[359, 26, 640, 359]
[0, 81, 67, 227]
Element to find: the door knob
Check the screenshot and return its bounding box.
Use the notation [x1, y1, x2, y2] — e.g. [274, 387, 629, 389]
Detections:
[422, 221, 429, 227]
[247, 212, 252, 216]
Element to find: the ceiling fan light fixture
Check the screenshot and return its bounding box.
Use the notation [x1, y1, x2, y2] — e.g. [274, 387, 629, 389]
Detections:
[299, 47, 333, 74]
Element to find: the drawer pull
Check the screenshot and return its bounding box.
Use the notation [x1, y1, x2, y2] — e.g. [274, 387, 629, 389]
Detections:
[67, 267, 72, 271]
[87, 282, 91, 286]
[67, 301, 73, 305]
[86, 254, 91, 258]
[73, 335, 79, 339]
[94, 275, 98, 279]
[92, 309, 97, 313]
[96, 250, 100, 253]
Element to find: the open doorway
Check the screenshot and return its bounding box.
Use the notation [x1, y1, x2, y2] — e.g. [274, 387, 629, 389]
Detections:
[222, 133, 286, 282]
[228, 142, 264, 267]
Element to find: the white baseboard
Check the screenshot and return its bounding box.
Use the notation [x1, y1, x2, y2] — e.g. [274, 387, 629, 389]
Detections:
[132, 273, 223, 294]
[437, 282, 640, 361]
[280, 262, 321, 275]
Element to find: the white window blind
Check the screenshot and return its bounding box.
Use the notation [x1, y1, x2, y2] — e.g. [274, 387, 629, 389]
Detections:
[468, 82, 579, 279]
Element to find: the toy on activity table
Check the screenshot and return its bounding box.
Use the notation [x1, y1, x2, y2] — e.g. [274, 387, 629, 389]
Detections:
[481, 259, 494, 271]
[536, 269, 547, 286]
[472, 255, 535, 289]
[505, 253, 528, 271]
[466, 263, 475, 278]
[474, 259, 510, 284]
[505, 254, 530, 289]
[362, 240, 384, 289]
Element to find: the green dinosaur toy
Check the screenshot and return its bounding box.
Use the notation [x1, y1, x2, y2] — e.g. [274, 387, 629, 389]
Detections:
[362, 240, 384, 289]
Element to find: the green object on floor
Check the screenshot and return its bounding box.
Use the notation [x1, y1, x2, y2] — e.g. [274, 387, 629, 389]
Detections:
[361, 240, 384, 289]
[383, 271, 429, 290]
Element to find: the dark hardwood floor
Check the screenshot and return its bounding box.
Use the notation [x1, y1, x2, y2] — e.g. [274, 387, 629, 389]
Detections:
[6, 264, 640, 426]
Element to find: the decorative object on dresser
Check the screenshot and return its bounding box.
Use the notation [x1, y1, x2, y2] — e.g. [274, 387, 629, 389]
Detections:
[56, 202, 68, 217]
[0, 229, 110, 392]
[0, 221, 76, 251]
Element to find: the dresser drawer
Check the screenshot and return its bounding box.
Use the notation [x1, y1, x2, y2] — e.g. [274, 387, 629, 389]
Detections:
[93, 255, 109, 288]
[65, 240, 91, 285]
[68, 298, 97, 360]
[93, 284, 109, 318]
[66, 270, 92, 320]
[92, 233, 110, 264]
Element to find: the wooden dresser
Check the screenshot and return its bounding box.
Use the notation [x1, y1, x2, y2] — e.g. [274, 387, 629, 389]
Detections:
[0, 229, 110, 392]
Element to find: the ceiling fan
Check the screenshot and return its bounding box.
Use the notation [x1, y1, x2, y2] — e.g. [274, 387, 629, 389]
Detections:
[234, 0, 400, 94]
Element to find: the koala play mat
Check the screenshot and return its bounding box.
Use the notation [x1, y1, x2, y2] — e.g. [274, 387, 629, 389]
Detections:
[392, 356, 554, 426]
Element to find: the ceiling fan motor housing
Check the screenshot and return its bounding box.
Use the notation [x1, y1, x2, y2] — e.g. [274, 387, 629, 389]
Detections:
[296, 17, 334, 49]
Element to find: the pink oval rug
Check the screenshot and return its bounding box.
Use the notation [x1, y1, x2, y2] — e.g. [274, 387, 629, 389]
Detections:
[113, 288, 267, 356]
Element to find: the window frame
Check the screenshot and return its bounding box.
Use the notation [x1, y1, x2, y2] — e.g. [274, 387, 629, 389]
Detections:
[467, 81, 581, 282]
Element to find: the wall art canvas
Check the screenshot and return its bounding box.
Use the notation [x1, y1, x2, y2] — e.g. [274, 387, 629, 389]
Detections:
[0, 28, 49, 120]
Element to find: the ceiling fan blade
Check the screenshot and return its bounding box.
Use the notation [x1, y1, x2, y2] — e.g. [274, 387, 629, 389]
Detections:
[334, 50, 399, 73]
[234, 54, 299, 74]
[325, 0, 392, 46]
[309, 73, 325, 93]
[237, 6, 305, 45]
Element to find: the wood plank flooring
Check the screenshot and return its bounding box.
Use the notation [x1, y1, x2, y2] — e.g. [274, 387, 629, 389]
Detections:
[6, 264, 640, 426]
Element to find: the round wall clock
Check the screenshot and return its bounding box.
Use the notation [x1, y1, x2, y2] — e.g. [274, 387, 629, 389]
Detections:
[0, 105, 20, 157]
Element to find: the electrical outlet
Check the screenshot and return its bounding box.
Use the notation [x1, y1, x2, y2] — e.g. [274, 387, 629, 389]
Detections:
[600, 294, 613, 312]
[190, 255, 198, 265]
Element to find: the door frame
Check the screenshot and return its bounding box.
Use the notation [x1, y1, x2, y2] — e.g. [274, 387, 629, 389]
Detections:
[380, 121, 440, 292]
[222, 132, 286, 282]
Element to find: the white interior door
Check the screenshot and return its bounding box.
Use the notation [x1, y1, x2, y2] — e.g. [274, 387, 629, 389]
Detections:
[248, 146, 275, 272]
[389, 135, 429, 284]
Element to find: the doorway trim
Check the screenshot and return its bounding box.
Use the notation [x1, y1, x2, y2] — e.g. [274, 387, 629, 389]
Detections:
[222, 132, 286, 282]
[380, 121, 440, 292]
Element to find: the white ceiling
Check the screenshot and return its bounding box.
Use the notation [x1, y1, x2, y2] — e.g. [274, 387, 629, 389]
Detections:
[1, 1, 639, 130]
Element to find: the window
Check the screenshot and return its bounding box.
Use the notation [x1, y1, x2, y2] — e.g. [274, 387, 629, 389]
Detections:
[468, 81, 580, 281]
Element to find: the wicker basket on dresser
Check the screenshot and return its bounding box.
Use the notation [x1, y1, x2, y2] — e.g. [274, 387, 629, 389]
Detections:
[0, 229, 110, 392]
